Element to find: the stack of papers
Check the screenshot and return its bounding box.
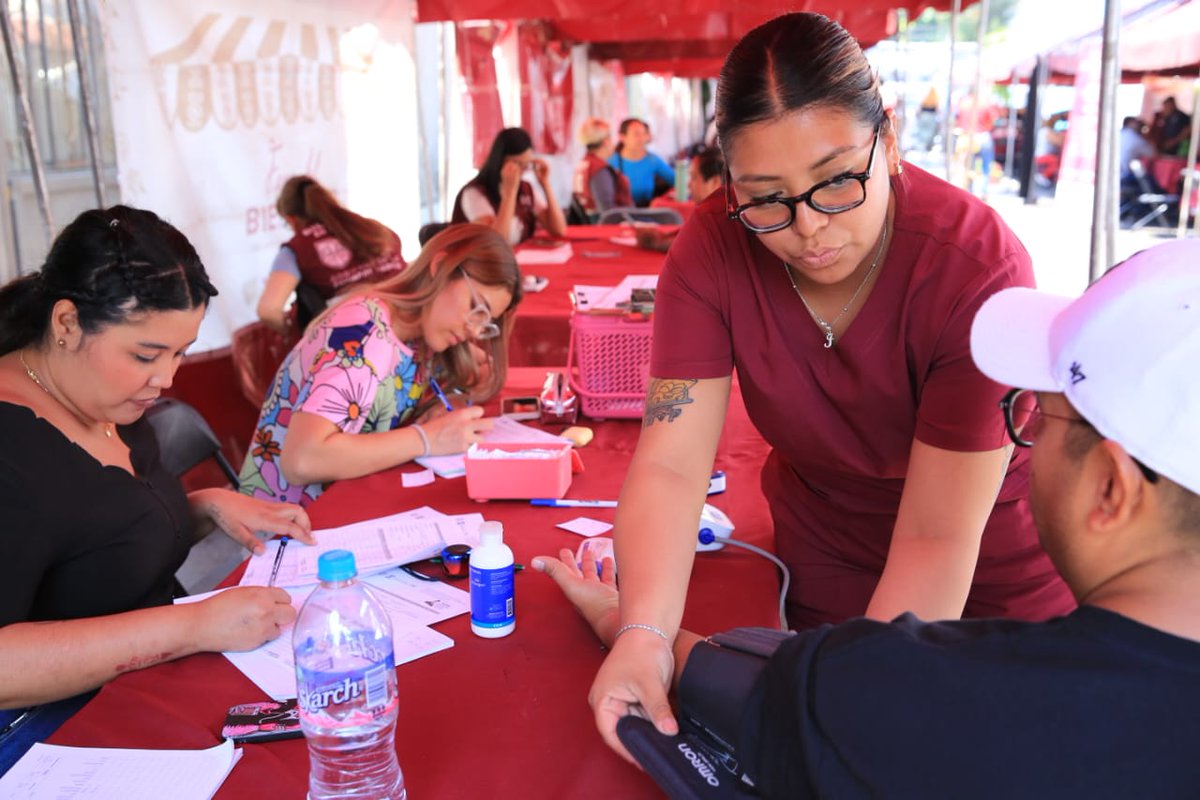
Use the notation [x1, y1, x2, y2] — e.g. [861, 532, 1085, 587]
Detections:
[572, 274, 659, 312]
[416, 415, 571, 478]
[515, 240, 572, 265]
[0, 739, 241, 800]
[179, 507, 487, 700]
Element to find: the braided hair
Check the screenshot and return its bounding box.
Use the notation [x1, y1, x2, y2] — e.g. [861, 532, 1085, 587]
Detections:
[0, 205, 217, 355]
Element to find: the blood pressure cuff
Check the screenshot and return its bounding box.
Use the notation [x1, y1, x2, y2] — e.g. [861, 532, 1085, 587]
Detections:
[615, 627, 794, 800]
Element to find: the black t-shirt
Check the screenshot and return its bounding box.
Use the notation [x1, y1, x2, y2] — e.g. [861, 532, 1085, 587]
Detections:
[741, 607, 1200, 798]
[0, 402, 193, 626]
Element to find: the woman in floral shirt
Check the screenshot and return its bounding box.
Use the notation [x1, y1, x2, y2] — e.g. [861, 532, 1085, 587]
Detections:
[239, 224, 521, 506]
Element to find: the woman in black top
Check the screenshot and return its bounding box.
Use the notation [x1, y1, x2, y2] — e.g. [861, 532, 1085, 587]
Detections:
[0, 206, 314, 770]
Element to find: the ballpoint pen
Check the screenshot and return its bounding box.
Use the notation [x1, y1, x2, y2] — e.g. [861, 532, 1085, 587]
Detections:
[268, 536, 290, 587]
[428, 377, 454, 412]
[530, 498, 619, 508]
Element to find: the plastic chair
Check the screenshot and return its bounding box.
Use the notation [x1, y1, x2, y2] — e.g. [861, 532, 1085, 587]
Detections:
[230, 321, 297, 409]
[1124, 159, 1179, 230]
[143, 398, 240, 488]
[596, 206, 684, 225]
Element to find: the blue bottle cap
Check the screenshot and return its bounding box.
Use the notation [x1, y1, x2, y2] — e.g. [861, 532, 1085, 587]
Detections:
[317, 549, 358, 582]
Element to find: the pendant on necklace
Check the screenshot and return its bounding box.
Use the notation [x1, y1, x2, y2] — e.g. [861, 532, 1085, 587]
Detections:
[823, 331, 835, 349]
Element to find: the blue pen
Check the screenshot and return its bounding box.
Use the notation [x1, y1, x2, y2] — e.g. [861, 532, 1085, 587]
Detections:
[428, 377, 454, 412]
[531, 498, 619, 508]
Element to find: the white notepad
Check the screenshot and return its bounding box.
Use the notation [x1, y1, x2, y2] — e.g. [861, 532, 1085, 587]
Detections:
[0, 738, 242, 800]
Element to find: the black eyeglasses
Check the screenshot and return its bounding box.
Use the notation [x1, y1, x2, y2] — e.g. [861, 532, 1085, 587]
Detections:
[725, 126, 880, 234]
[1000, 388, 1158, 482]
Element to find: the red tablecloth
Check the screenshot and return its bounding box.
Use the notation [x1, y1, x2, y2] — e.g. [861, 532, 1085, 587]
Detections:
[650, 196, 697, 221]
[49, 368, 776, 799]
[509, 226, 667, 367]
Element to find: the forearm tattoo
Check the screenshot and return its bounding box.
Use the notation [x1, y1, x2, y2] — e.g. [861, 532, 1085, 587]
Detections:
[643, 379, 698, 428]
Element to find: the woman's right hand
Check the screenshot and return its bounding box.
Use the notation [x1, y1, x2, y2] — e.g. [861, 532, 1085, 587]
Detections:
[194, 586, 296, 653]
[418, 406, 492, 456]
[589, 628, 679, 764]
[499, 160, 523, 197]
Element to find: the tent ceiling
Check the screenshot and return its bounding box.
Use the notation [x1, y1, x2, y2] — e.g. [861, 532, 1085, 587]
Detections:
[417, 0, 965, 23]
[418, 1, 979, 76]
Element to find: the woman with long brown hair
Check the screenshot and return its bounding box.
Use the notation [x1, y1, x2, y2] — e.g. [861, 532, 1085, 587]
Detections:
[239, 224, 522, 507]
[257, 176, 407, 334]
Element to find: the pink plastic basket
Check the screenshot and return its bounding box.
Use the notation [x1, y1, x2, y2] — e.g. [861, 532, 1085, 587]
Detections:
[566, 313, 654, 419]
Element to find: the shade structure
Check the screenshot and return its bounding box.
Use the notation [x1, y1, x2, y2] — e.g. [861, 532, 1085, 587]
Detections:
[1004, 0, 1200, 83]
[418, 0, 976, 76]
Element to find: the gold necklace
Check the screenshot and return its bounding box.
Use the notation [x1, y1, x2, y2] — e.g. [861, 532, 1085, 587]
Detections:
[18, 350, 113, 438]
[784, 220, 889, 349]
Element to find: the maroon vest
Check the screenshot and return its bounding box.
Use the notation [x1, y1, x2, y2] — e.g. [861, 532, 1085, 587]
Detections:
[452, 180, 538, 243]
[284, 223, 405, 300]
[572, 152, 633, 212]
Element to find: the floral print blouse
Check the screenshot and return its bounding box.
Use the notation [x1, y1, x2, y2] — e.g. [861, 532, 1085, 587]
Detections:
[238, 296, 427, 506]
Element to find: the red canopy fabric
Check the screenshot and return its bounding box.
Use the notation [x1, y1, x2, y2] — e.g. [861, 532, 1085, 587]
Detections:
[417, 0, 962, 24]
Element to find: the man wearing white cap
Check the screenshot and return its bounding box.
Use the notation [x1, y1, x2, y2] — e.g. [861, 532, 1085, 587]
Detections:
[535, 238, 1200, 798]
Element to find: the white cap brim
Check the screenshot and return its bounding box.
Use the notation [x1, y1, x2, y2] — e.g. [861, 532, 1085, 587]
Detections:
[970, 287, 1075, 391]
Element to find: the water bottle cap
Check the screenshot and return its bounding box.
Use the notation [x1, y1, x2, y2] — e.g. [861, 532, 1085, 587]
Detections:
[479, 520, 503, 546]
[317, 549, 358, 582]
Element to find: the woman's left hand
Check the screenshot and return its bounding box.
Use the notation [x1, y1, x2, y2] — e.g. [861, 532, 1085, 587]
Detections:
[532, 158, 551, 184]
[191, 489, 315, 555]
[533, 547, 620, 647]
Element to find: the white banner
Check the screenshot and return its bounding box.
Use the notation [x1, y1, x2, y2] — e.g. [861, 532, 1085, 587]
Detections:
[99, 0, 420, 352]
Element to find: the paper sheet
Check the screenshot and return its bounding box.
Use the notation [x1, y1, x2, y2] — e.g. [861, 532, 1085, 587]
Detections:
[188, 569, 467, 701]
[515, 241, 572, 264]
[557, 516, 614, 537]
[0, 738, 242, 800]
[400, 468, 436, 488]
[239, 513, 450, 588]
[415, 416, 571, 478]
[571, 274, 659, 311]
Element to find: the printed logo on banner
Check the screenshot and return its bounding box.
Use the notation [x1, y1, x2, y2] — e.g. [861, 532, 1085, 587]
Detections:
[148, 13, 341, 133]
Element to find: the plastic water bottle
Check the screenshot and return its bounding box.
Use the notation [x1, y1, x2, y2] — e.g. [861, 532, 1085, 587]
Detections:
[470, 521, 515, 638]
[294, 550, 406, 799]
[675, 158, 690, 201]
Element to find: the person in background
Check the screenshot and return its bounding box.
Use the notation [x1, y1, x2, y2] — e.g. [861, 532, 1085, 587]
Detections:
[573, 117, 633, 219]
[584, 12, 1073, 762]
[452, 128, 567, 246]
[1119, 116, 1159, 200]
[687, 146, 725, 202]
[610, 118, 676, 207]
[0, 206, 313, 773]
[257, 176, 406, 335]
[1033, 111, 1067, 187]
[1156, 96, 1192, 156]
[914, 85, 940, 151]
[537, 238, 1200, 796]
[239, 224, 522, 508]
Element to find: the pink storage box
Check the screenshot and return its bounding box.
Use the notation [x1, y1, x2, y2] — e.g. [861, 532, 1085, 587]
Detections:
[465, 441, 578, 501]
[567, 313, 654, 419]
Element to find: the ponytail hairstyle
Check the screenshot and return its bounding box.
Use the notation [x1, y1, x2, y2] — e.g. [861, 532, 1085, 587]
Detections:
[275, 175, 399, 262]
[0, 205, 217, 356]
[326, 223, 522, 401]
[716, 13, 887, 158]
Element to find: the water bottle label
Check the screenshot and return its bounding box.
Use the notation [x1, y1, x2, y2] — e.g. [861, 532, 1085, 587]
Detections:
[297, 653, 397, 723]
[470, 564, 514, 627]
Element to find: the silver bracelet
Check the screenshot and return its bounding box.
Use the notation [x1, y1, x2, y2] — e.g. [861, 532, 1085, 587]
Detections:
[613, 623, 671, 643]
[411, 423, 430, 458]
